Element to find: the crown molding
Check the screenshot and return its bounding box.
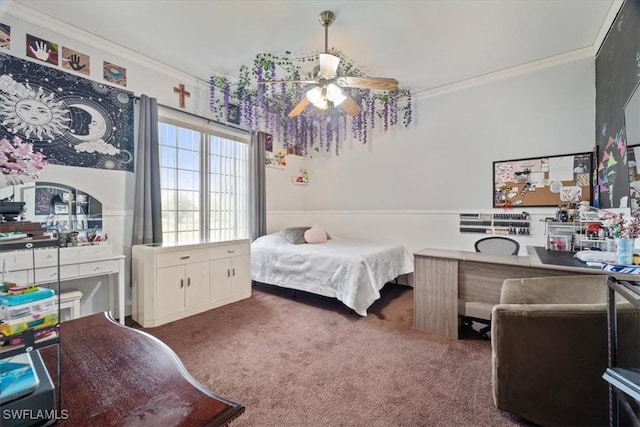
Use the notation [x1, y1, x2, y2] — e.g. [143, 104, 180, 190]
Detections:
[3, 0, 208, 86]
[5, 0, 619, 101]
[594, 0, 624, 57]
[415, 46, 594, 100]
[414, 0, 624, 101]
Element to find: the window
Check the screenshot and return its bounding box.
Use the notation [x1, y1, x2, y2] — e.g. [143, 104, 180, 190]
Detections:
[159, 114, 249, 244]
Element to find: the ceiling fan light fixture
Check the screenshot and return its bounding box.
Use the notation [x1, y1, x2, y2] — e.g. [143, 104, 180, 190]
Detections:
[326, 83, 346, 106]
[253, 9, 401, 120]
[306, 86, 323, 104]
[306, 86, 328, 110]
[318, 53, 340, 78]
[314, 98, 329, 110]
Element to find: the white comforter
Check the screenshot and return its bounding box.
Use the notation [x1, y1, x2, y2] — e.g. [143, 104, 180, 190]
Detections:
[251, 233, 414, 316]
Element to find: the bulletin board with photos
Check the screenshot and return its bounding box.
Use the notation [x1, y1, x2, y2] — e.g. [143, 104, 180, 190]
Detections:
[493, 151, 593, 208]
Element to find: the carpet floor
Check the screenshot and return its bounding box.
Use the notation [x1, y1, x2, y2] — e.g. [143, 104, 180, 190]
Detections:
[135, 283, 531, 427]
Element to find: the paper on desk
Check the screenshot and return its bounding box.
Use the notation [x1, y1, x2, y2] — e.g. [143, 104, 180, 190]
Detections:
[574, 250, 617, 263]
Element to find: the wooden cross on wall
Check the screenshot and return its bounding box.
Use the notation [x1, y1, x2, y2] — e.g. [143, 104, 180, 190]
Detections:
[173, 83, 190, 108]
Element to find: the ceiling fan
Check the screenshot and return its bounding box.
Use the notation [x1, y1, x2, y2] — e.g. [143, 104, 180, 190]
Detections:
[264, 10, 399, 118]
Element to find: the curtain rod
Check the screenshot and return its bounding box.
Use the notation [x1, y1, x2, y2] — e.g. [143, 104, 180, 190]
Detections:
[133, 96, 249, 135]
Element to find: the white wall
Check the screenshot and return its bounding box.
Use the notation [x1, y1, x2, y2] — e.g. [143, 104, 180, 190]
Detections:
[3, 4, 597, 312]
[1, 7, 215, 315]
[267, 57, 596, 254]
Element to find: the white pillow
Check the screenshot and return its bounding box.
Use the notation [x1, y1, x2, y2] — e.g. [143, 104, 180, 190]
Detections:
[304, 224, 328, 244]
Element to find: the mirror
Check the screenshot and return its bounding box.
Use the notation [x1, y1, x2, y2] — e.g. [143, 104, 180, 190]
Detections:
[628, 145, 640, 212]
[626, 81, 640, 212]
[625, 81, 640, 147]
[0, 182, 102, 240]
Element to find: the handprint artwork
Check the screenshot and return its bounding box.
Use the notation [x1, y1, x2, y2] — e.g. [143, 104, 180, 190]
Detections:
[0, 23, 10, 49]
[61, 47, 90, 75]
[26, 34, 58, 65]
[68, 55, 85, 71]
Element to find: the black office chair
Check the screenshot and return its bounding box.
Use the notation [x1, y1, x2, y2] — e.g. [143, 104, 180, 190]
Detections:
[463, 236, 520, 338]
[474, 236, 520, 255]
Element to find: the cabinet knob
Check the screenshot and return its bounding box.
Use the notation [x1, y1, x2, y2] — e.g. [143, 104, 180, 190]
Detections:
[227, 269, 230, 278]
[180, 255, 190, 260]
[180, 279, 184, 288]
[227, 250, 235, 254]
[187, 277, 191, 287]
[232, 268, 235, 277]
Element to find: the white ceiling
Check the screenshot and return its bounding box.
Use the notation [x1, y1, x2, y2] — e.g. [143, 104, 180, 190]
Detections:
[7, 0, 618, 95]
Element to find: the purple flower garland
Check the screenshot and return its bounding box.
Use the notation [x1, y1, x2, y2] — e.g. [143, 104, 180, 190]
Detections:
[209, 52, 414, 155]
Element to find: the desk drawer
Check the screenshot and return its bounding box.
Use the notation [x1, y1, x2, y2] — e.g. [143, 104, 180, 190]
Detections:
[60, 248, 79, 263]
[3, 270, 28, 284]
[33, 249, 60, 267]
[30, 265, 79, 283]
[0, 252, 16, 266]
[26, 248, 81, 266]
[77, 245, 112, 258]
[157, 249, 209, 268]
[79, 260, 116, 276]
[209, 244, 249, 260]
[12, 251, 36, 269]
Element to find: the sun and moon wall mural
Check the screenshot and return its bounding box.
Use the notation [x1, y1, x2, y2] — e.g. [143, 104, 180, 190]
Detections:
[0, 51, 134, 172]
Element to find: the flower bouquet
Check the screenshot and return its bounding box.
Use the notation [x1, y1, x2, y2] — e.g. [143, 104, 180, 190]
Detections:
[602, 213, 640, 239]
[0, 136, 48, 186]
[275, 151, 286, 167]
[602, 212, 640, 265]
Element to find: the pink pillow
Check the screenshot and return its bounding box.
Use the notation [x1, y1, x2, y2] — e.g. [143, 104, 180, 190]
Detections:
[304, 224, 328, 244]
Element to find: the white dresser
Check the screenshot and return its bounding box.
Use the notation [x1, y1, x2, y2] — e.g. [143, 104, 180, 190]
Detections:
[0, 244, 126, 324]
[131, 239, 251, 327]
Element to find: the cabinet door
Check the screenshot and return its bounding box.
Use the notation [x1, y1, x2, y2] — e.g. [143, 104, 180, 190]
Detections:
[156, 265, 186, 319]
[210, 258, 232, 302]
[185, 261, 211, 308]
[230, 254, 251, 296]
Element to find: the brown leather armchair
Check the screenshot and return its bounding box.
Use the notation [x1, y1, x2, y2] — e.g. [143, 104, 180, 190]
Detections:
[491, 275, 640, 426]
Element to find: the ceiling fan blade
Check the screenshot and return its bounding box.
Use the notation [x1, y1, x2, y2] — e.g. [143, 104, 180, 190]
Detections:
[288, 97, 311, 117]
[337, 76, 399, 91]
[259, 79, 318, 84]
[341, 93, 360, 117]
[319, 53, 340, 78]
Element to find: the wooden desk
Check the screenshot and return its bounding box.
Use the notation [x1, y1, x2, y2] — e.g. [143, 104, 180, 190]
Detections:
[40, 313, 244, 426]
[413, 246, 609, 339]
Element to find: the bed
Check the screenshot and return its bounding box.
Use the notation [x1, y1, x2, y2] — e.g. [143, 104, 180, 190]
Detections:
[250, 232, 414, 316]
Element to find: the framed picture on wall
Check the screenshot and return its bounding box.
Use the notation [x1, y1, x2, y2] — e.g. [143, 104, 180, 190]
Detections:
[265, 133, 273, 152]
[227, 104, 240, 125]
[285, 144, 305, 157]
